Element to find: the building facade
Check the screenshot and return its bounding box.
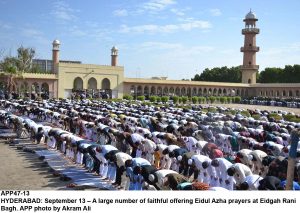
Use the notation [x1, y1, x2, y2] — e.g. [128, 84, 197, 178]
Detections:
[0, 10, 299, 99]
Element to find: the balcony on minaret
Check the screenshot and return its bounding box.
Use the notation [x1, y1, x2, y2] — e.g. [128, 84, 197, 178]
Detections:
[242, 28, 259, 34]
[241, 64, 259, 70]
[240, 46, 259, 52]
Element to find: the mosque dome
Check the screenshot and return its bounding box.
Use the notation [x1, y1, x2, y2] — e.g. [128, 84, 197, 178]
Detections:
[53, 39, 60, 45]
[245, 10, 257, 19]
[111, 46, 118, 50]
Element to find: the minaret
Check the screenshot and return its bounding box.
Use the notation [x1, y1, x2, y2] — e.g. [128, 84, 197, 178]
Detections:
[52, 39, 60, 73]
[241, 10, 259, 84]
[111, 46, 118, 66]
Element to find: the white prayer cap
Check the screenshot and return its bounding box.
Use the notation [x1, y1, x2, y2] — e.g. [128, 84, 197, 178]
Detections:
[148, 174, 155, 182]
[177, 156, 182, 161]
[188, 159, 193, 165]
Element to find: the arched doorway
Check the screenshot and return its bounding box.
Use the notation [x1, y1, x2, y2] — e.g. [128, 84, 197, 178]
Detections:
[192, 88, 197, 96]
[73, 77, 83, 90]
[157, 87, 162, 96]
[87, 77, 97, 98]
[218, 88, 222, 96]
[144, 86, 149, 97]
[130, 85, 136, 96]
[137, 85, 143, 96]
[101, 78, 111, 98]
[163, 87, 168, 96]
[175, 87, 180, 96]
[150, 86, 156, 95]
[181, 87, 186, 96]
[282, 90, 286, 97]
[41, 82, 49, 99]
[198, 88, 202, 96]
[101, 78, 110, 90]
[31, 82, 40, 93]
[213, 88, 217, 96]
[208, 88, 212, 96]
[169, 87, 174, 96]
[88, 77, 97, 90]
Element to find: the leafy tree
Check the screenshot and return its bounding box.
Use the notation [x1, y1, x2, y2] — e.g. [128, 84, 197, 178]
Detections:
[220, 96, 226, 104]
[258, 65, 300, 83]
[182, 96, 188, 104]
[137, 96, 145, 101]
[161, 96, 169, 103]
[123, 94, 133, 100]
[178, 97, 182, 103]
[0, 46, 38, 93]
[149, 96, 157, 102]
[192, 66, 241, 83]
[172, 96, 179, 104]
[234, 96, 241, 103]
[191, 96, 198, 104]
[209, 96, 216, 103]
[258, 67, 282, 83]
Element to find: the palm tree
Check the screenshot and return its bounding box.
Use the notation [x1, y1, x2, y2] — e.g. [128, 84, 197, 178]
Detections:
[0, 56, 19, 93]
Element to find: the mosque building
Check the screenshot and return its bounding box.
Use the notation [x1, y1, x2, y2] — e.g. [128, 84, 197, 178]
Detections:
[2, 10, 299, 99]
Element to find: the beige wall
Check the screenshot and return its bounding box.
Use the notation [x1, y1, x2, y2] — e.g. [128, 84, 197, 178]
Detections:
[57, 63, 124, 98]
[241, 69, 257, 84]
[250, 83, 300, 98]
[0, 73, 58, 98]
[123, 78, 249, 97]
[123, 78, 300, 98]
[0, 70, 299, 99]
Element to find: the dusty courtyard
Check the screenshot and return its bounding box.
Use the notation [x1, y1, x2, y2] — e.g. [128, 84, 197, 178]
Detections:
[0, 141, 70, 190]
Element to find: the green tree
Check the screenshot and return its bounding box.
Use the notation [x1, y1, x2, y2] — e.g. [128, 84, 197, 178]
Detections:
[149, 96, 157, 102]
[258, 67, 282, 83]
[0, 46, 37, 93]
[191, 96, 198, 104]
[209, 96, 216, 103]
[172, 96, 179, 104]
[220, 96, 226, 104]
[182, 96, 188, 104]
[123, 94, 133, 100]
[178, 97, 182, 103]
[161, 96, 169, 103]
[234, 96, 241, 103]
[258, 65, 300, 83]
[137, 96, 145, 101]
[192, 66, 241, 83]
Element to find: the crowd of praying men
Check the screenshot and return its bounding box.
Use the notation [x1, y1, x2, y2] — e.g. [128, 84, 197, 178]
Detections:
[242, 97, 300, 108]
[0, 98, 300, 191]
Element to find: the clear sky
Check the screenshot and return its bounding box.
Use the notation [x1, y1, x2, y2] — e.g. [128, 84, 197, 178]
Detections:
[0, 0, 299, 80]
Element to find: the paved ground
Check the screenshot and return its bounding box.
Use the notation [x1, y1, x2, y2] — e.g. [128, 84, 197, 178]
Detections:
[0, 140, 71, 190]
[203, 103, 300, 115]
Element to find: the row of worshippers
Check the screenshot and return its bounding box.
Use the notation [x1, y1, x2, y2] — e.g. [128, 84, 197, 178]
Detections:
[0, 99, 300, 190]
